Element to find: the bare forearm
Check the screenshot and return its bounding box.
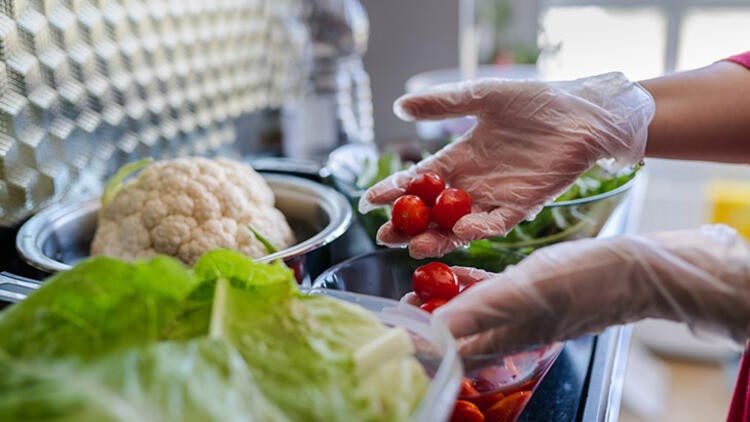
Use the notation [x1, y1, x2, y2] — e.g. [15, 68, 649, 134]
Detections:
[639, 61, 750, 163]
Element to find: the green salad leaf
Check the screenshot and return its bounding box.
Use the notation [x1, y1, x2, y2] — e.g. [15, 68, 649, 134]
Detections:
[0, 340, 286, 422]
[0, 251, 429, 421]
[0, 256, 196, 361]
[248, 226, 279, 254]
[441, 240, 526, 272]
[198, 249, 428, 420]
[214, 274, 428, 420]
[488, 165, 639, 250]
[159, 249, 294, 342]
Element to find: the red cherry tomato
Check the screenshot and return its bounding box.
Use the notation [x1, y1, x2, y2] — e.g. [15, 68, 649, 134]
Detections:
[406, 172, 446, 206]
[484, 391, 532, 422]
[391, 195, 430, 235]
[450, 400, 485, 422]
[516, 379, 539, 392]
[419, 298, 449, 313]
[432, 188, 472, 230]
[412, 262, 459, 302]
[459, 378, 480, 398]
[469, 392, 506, 412]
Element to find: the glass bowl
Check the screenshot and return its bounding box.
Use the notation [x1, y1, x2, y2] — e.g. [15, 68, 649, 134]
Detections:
[487, 166, 639, 253]
[325, 142, 640, 253]
[304, 288, 462, 422]
[312, 248, 563, 422]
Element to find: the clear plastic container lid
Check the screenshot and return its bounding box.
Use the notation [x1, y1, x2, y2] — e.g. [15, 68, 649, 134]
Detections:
[312, 248, 566, 421]
[305, 288, 463, 422]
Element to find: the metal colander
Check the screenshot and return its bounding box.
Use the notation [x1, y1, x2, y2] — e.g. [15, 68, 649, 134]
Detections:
[0, 0, 306, 226]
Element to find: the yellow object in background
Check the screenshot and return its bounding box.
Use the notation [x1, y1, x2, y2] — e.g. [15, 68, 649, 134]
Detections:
[707, 179, 750, 239]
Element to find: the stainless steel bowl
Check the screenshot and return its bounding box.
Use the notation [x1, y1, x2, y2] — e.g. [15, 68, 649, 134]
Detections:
[16, 174, 352, 282]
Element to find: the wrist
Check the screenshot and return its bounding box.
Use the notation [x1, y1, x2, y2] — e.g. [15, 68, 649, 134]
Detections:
[572, 73, 655, 169]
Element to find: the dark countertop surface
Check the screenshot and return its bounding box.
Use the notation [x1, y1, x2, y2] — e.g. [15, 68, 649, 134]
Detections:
[520, 326, 631, 422]
[520, 336, 595, 421]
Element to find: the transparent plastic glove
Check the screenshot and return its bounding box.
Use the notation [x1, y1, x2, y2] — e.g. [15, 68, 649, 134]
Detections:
[359, 72, 655, 259]
[433, 225, 750, 356]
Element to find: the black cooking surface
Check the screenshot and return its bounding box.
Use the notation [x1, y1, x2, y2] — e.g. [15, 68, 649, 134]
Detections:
[0, 226, 49, 281]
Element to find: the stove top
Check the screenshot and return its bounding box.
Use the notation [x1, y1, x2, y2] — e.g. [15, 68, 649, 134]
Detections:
[0, 226, 49, 281]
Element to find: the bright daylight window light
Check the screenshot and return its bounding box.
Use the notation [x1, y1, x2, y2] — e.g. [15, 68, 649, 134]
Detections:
[538, 6, 665, 81]
[677, 8, 750, 71]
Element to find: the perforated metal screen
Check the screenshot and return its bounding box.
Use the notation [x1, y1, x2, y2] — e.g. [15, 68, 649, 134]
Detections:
[0, 0, 304, 226]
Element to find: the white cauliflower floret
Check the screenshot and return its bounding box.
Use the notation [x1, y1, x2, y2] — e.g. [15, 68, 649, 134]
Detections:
[91, 157, 295, 265]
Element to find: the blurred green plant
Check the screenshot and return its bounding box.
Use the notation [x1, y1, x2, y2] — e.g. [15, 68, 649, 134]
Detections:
[477, 0, 541, 65]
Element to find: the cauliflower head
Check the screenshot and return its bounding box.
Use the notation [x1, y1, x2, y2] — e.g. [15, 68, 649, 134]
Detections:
[91, 157, 295, 265]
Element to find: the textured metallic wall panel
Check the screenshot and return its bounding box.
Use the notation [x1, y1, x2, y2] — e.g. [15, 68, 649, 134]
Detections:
[0, 0, 304, 226]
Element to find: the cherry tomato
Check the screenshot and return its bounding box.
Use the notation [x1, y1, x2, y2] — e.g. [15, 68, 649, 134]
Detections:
[459, 377, 480, 398]
[516, 379, 538, 392]
[484, 391, 532, 422]
[419, 298, 449, 313]
[450, 400, 485, 422]
[406, 171, 446, 206]
[391, 195, 430, 235]
[432, 188, 472, 230]
[467, 391, 505, 412]
[412, 262, 459, 302]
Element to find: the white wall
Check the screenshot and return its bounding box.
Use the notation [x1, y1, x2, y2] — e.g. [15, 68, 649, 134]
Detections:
[360, 0, 459, 142]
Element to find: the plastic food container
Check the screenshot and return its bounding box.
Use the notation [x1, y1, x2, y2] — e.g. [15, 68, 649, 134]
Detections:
[458, 344, 562, 421]
[16, 174, 352, 284]
[0, 271, 462, 421]
[313, 248, 563, 422]
[306, 288, 462, 422]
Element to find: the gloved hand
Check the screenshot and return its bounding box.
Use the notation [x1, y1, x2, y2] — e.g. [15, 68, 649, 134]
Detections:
[431, 225, 750, 356]
[359, 72, 655, 258]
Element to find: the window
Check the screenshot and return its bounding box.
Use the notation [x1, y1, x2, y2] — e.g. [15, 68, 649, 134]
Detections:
[538, 6, 665, 80]
[677, 7, 750, 71]
[507, 0, 750, 78]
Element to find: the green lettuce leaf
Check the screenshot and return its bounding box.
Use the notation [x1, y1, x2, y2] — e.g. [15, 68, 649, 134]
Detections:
[0, 250, 430, 421]
[205, 250, 429, 421]
[0, 256, 196, 361]
[0, 340, 286, 422]
[194, 249, 294, 292]
[156, 249, 295, 341]
[248, 226, 279, 254]
[158, 280, 215, 341]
